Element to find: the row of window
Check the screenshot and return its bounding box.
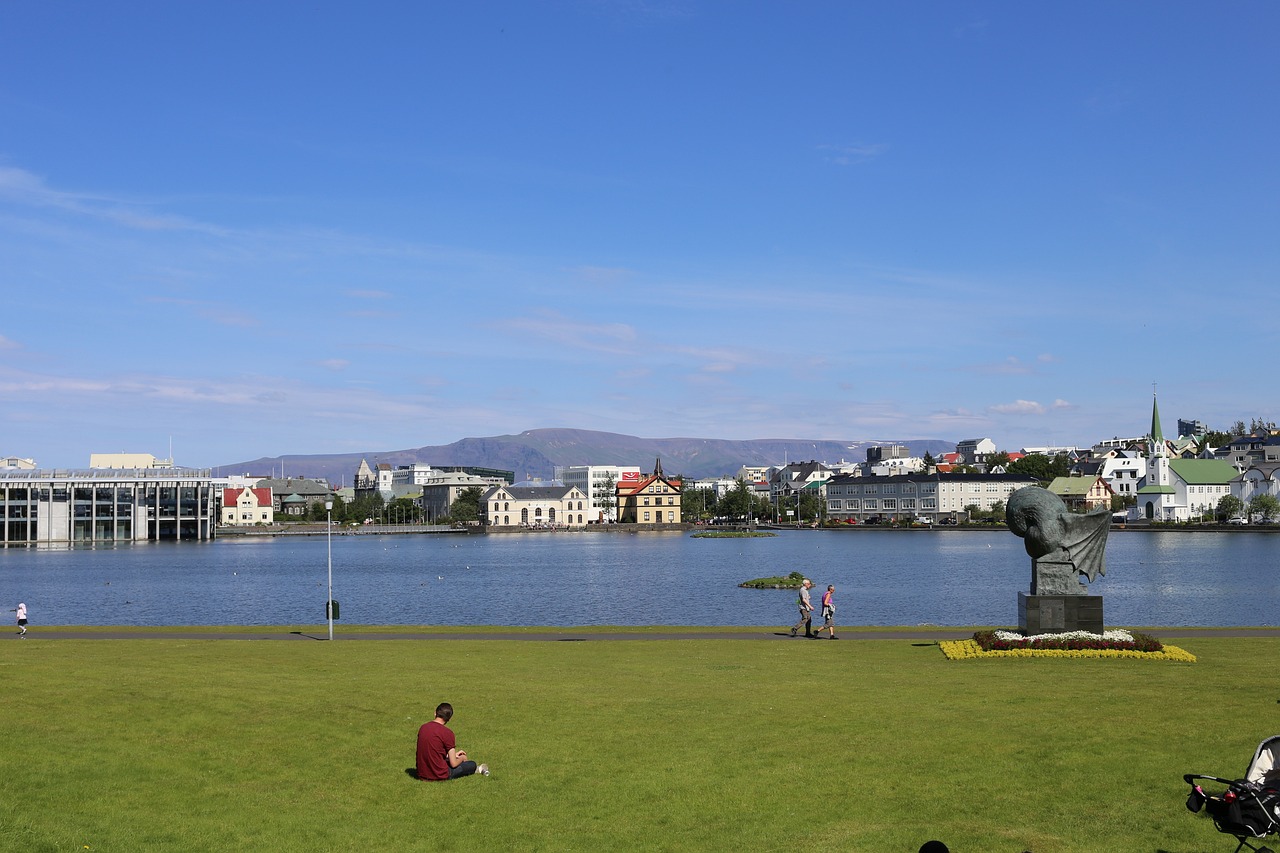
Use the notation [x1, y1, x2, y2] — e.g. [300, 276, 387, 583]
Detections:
[641, 511, 678, 522]
[827, 499, 938, 510]
[490, 501, 586, 512]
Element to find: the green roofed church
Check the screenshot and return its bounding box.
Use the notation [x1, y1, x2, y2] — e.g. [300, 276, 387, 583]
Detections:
[1137, 391, 1238, 521]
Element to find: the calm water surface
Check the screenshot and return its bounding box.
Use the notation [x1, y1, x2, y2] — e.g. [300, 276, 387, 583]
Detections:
[0, 530, 1276, 627]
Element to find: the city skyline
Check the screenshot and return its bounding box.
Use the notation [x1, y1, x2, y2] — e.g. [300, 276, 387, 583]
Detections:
[2, 2, 1277, 468]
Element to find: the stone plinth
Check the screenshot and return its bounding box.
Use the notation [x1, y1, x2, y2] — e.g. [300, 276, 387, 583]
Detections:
[1018, 593, 1103, 634]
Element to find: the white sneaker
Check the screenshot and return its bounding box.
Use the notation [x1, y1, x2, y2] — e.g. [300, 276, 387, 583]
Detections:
[478, 763, 490, 776]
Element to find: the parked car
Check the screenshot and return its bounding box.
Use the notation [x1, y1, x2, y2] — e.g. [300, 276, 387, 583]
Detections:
[1227, 516, 1249, 525]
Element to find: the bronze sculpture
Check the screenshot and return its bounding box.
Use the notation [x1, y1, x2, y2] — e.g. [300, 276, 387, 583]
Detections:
[1005, 486, 1110, 596]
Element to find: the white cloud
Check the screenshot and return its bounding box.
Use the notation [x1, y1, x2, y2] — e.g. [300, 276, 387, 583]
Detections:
[988, 400, 1047, 416]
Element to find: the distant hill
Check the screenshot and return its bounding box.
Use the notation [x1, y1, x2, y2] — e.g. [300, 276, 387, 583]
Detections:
[218, 429, 955, 485]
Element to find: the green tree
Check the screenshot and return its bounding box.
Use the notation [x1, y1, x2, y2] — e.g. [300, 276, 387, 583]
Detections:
[922, 451, 936, 469]
[1216, 494, 1243, 521]
[1008, 453, 1071, 484]
[1231, 420, 1248, 437]
[985, 451, 1012, 471]
[308, 494, 343, 522]
[683, 487, 716, 522]
[1204, 430, 1232, 450]
[448, 487, 485, 523]
[594, 473, 617, 522]
[720, 478, 754, 522]
[1249, 494, 1280, 522]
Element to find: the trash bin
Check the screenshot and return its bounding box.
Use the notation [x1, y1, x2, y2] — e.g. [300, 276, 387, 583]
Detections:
[326, 599, 340, 620]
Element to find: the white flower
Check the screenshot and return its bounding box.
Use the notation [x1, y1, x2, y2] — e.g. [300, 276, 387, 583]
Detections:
[994, 629, 1135, 644]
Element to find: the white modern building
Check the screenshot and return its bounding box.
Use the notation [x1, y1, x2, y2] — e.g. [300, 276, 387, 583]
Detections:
[555, 465, 641, 523]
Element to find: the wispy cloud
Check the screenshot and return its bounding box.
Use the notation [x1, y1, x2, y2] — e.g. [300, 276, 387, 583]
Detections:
[969, 356, 1037, 376]
[0, 166, 229, 235]
[501, 310, 639, 355]
[566, 265, 634, 284]
[345, 289, 393, 300]
[0, 334, 20, 350]
[145, 296, 260, 329]
[818, 143, 889, 166]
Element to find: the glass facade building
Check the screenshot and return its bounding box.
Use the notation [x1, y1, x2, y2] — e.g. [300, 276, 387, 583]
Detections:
[0, 468, 218, 546]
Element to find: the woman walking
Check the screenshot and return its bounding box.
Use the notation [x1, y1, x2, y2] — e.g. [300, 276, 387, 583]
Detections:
[817, 585, 837, 639]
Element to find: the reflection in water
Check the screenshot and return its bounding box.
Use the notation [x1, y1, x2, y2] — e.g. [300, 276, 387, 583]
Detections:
[0, 530, 1276, 627]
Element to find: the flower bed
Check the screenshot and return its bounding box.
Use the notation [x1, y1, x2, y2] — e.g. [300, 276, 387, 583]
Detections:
[940, 629, 1196, 662]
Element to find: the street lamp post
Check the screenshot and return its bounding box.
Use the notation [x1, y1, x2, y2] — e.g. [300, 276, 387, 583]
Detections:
[325, 497, 334, 641]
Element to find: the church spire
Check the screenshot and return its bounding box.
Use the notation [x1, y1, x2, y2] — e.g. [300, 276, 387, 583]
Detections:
[653, 457, 664, 479]
[1150, 386, 1166, 459]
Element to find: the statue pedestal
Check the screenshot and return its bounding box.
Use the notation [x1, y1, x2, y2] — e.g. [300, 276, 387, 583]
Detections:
[1018, 593, 1103, 634]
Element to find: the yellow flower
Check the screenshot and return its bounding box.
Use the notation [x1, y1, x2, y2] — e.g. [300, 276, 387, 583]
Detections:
[939, 639, 1196, 662]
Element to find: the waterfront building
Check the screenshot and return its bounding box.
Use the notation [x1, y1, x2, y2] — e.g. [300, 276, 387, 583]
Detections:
[1072, 449, 1146, 501]
[1136, 394, 1237, 521]
[0, 466, 219, 545]
[555, 465, 642, 522]
[220, 486, 275, 526]
[1238, 459, 1280, 514]
[616, 459, 682, 525]
[824, 471, 1037, 523]
[1046, 475, 1114, 511]
[255, 477, 333, 515]
[481, 481, 589, 529]
[419, 470, 508, 522]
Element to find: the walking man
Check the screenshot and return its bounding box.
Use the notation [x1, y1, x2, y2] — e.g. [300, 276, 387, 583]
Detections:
[791, 578, 814, 637]
[817, 584, 838, 639]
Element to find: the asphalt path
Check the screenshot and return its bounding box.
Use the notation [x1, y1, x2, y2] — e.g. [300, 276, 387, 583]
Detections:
[4, 628, 1280, 641]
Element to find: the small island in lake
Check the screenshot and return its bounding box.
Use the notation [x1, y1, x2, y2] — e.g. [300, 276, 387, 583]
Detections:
[692, 530, 776, 539]
[739, 570, 806, 589]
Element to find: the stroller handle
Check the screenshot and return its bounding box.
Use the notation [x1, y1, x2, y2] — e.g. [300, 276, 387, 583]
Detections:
[1184, 773, 1236, 786]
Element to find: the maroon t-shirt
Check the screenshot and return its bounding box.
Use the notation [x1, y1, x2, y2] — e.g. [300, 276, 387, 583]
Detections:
[416, 720, 455, 781]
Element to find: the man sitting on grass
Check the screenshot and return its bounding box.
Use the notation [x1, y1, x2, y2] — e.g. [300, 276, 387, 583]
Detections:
[416, 702, 489, 781]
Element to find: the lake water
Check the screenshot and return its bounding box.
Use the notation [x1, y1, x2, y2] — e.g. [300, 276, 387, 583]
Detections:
[0, 529, 1276, 627]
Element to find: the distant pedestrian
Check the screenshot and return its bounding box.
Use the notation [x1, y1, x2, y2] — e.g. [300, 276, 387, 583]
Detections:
[817, 584, 838, 639]
[14, 602, 27, 637]
[790, 578, 814, 637]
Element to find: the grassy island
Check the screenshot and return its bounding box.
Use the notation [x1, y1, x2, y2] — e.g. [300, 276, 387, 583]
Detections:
[739, 570, 806, 589]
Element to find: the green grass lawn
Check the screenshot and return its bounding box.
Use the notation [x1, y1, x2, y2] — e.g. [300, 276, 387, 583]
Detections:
[0, 634, 1270, 852]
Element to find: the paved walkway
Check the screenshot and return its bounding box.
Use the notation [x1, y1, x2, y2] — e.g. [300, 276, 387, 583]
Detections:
[5, 627, 1280, 641]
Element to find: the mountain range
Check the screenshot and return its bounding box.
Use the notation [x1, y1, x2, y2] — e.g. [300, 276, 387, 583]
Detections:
[219, 429, 955, 485]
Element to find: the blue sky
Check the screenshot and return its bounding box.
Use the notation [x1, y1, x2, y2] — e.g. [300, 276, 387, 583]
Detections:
[2, 1, 1277, 468]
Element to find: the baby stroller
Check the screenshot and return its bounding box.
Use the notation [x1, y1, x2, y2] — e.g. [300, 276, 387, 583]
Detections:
[1185, 735, 1280, 852]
